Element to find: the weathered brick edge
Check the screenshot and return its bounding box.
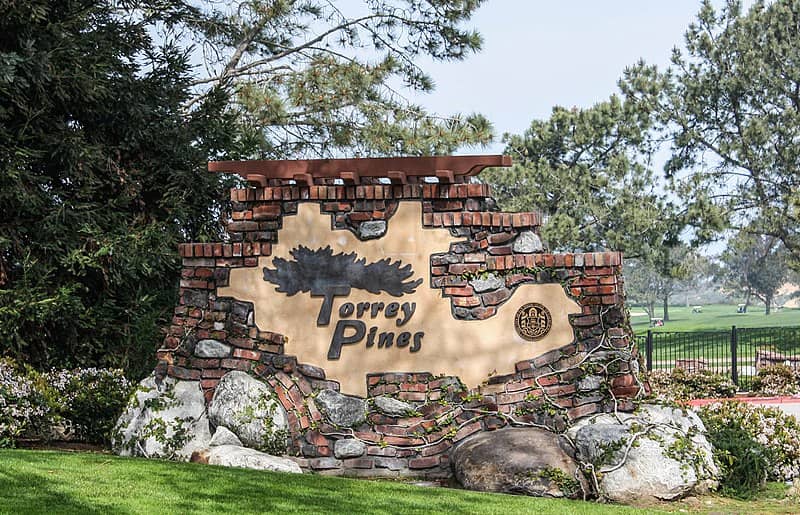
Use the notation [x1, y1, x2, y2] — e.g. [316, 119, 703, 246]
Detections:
[158, 183, 646, 478]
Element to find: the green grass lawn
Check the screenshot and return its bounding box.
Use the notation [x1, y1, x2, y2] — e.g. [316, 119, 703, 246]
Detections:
[0, 449, 650, 515]
[630, 304, 800, 334]
[1, 450, 797, 514]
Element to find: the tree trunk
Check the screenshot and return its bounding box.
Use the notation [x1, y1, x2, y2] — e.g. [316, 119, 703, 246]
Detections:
[743, 290, 751, 312]
[662, 295, 670, 322]
[765, 295, 772, 315]
[646, 301, 655, 321]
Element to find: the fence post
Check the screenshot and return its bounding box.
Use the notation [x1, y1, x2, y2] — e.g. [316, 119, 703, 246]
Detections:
[730, 325, 738, 386]
[645, 330, 653, 372]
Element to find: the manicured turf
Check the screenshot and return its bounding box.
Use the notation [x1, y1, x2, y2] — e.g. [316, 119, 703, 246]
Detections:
[630, 304, 800, 334]
[0, 449, 651, 515]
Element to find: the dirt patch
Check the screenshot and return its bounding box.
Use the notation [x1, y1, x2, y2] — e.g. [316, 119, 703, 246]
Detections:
[16, 440, 110, 454]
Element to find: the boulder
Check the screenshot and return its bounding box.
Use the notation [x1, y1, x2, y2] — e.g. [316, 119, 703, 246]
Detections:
[112, 374, 211, 461]
[452, 427, 587, 498]
[209, 426, 243, 447]
[207, 371, 289, 453]
[566, 404, 718, 503]
[194, 339, 231, 358]
[372, 396, 416, 417]
[469, 273, 505, 293]
[192, 445, 302, 474]
[314, 389, 366, 427]
[334, 439, 366, 459]
[512, 231, 543, 253]
[358, 220, 387, 240]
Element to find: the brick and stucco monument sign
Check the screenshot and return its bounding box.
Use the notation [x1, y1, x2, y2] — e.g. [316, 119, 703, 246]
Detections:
[149, 155, 644, 477]
[219, 195, 581, 396]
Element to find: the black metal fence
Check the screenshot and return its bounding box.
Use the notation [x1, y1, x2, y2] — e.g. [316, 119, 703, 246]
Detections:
[635, 326, 800, 389]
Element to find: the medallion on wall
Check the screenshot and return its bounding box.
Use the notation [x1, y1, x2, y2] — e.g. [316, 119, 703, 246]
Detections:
[514, 302, 552, 341]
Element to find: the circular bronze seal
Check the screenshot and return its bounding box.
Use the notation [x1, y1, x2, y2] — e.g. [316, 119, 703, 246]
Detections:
[515, 303, 552, 341]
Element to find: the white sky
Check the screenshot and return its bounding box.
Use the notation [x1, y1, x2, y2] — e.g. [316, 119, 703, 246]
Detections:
[408, 1, 710, 153]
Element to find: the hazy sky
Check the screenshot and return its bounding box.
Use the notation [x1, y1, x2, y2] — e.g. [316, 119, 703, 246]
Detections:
[408, 1, 710, 153]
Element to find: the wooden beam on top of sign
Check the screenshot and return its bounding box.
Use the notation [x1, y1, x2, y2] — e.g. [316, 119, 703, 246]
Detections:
[387, 171, 407, 184]
[208, 155, 512, 182]
[435, 169, 455, 183]
[292, 173, 314, 186]
[340, 171, 360, 184]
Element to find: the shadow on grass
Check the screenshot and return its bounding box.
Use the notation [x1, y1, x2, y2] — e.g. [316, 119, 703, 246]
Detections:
[0, 450, 635, 515]
[0, 467, 109, 514]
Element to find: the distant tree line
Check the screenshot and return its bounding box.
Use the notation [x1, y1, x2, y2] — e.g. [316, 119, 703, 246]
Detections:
[483, 0, 800, 320]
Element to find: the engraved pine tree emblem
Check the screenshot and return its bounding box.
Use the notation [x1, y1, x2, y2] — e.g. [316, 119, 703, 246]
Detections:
[262, 246, 422, 325]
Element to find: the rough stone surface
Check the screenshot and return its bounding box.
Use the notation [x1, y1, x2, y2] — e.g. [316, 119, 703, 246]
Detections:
[577, 375, 603, 392]
[452, 427, 587, 498]
[333, 439, 367, 459]
[566, 404, 718, 503]
[194, 339, 232, 358]
[315, 389, 366, 427]
[209, 426, 243, 447]
[469, 273, 505, 293]
[358, 220, 387, 240]
[113, 374, 211, 461]
[208, 371, 289, 452]
[372, 396, 417, 417]
[512, 231, 543, 253]
[192, 445, 302, 474]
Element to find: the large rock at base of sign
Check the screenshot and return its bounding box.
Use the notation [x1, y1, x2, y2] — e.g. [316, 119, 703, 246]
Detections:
[192, 445, 302, 474]
[314, 389, 366, 427]
[112, 374, 211, 461]
[451, 428, 587, 499]
[566, 404, 718, 503]
[207, 371, 289, 453]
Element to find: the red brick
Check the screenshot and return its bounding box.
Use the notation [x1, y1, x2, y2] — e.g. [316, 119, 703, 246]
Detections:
[396, 392, 427, 402]
[488, 245, 512, 255]
[482, 289, 511, 306]
[220, 358, 249, 370]
[399, 382, 427, 392]
[202, 368, 226, 379]
[505, 379, 536, 392]
[452, 296, 480, 308]
[496, 391, 528, 404]
[444, 286, 474, 296]
[612, 374, 636, 388]
[408, 456, 440, 469]
[448, 263, 481, 275]
[543, 384, 577, 397]
[572, 315, 600, 327]
[453, 421, 483, 442]
[200, 379, 219, 389]
[233, 348, 261, 361]
[568, 403, 599, 420]
[168, 365, 201, 380]
[612, 386, 642, 397]
[381, 435, 425, 447]
[535, 375, 559, 386]
[463, 253, 486, 263]
[252, 204, 281, 220]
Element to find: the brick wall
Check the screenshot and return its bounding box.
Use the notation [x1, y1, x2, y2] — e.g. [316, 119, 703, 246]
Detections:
[157, 182, 646, 477]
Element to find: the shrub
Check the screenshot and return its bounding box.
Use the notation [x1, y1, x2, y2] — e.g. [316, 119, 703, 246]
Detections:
[0, 359, 54, 447]
[1, 357, 134, 447]
[647, 368, 737, 402]
[45, 368, 134, 444]
[750, 364, 799, 396]
[705, 424, 769, 499]
[698, 400, 800, 482]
